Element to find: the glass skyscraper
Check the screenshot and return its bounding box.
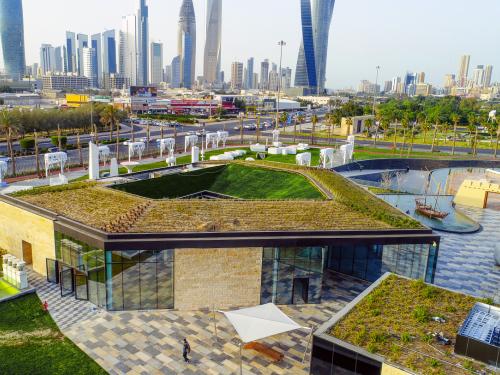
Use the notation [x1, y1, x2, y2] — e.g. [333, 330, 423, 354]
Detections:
[203, 0, 222, 86]
[0, 0, 26, 80]
[178, 0, 196, 89]
[136, 0, 149, 86]
[295, 0, 335, 94]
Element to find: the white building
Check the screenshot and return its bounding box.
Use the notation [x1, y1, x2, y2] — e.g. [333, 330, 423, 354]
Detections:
[231, 62, 243, 90]
[76, 33, 88, 76]
[119, 15, 138, 86]
[82, 47, 98, 88]
[40, 44, 56, 74]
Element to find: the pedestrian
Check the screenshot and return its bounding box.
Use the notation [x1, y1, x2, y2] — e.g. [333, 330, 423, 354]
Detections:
[182, 338, 191, 363]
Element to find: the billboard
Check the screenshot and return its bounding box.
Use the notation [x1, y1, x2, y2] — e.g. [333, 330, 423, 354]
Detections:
[130, 86, 158, 98]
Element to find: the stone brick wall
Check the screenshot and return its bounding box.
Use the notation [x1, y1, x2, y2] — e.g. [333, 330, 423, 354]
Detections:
[174, 248, 263, 311]
[0, 201, 55, 276]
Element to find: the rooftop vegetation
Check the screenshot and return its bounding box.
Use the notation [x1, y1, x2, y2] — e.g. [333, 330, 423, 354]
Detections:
[112, 164, 324, 200]
[0, 293, 106, 375]
[330, 275, 493, 375]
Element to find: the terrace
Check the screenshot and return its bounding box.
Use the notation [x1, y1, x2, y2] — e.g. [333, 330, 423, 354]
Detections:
[11, 161, 422, 233]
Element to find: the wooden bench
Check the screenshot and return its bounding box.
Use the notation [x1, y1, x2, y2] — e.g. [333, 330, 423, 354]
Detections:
[243, 342, 284, 362]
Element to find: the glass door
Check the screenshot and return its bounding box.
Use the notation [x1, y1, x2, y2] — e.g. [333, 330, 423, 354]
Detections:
[292, 278, 309, 304]
[75, 273, 88, 301]
[60, 266, 74, 297]
[46, 259, 59, 284]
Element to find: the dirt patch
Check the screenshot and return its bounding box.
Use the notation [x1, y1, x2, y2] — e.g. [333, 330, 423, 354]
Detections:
[0, 328, 63, 346]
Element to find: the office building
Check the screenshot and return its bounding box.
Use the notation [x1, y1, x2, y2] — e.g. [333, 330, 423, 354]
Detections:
[163, 65, 172, 84]
[358, 80, 380, 95]
[458, 55, 470, 87]
[281, 67, 292, 89]
[82, 47, 97, 88]
[76, 33, 89, 76]
[150, 41, 163, 85]
[203, 0, 222, 86]
[90, 34, 102, 87]
[484, 65, 493, 88]
[171, 56, 181, 88]
[0, 0, 26, 80]
[295, 0, 335, 94]
[416, 72, 425, 84]
[245, 57, 254, 90]
[472, 65, 485, 87]
[231, 61, 243, 90]
[119, 15, 138, 86]
[383, 80, 392, 93]
[260, 59, 269, 90]
[102, 30, 117, 75]
[41, 73, 90, 90]
[65, 31, 77, 73]
[103, 73, 129, 90]
[136, 0, 149, 85]
[178, 0, 196, 88]
[415, 83, 432, 96]
[269, 70, 279, 92]
[443, 74, 455, 93]
[40, 44, 56, 74]
[253, 73, 259, 90]
[31, 63, 39, 78]
[54, 46, 64, 73]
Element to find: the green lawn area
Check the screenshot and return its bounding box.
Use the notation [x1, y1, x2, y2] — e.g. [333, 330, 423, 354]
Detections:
[353, 145, 470, 161]
[0, 279, 19, 300]
[0, 293, 107, 375]
[112, 164, 324, 200]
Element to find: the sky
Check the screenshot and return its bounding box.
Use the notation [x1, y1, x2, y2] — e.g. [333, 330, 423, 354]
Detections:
[23, 0, 500, 89]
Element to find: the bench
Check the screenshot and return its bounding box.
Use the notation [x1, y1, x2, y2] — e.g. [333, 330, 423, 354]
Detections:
[243, 342, 284, 362]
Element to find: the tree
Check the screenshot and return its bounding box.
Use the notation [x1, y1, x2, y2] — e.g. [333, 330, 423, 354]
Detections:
[345, 117, 353, 139]
[400, 115, 410, 157]
[100, 105, 118, 141]
[311, 114, 318, 144]
[467, 113, 477, 154]
[364, 118, 373, 139]
[380, 117, 390, 140]
[450, 113, 460, 156]
[495, 119, 500, 158]
[0, 110, 19, 176]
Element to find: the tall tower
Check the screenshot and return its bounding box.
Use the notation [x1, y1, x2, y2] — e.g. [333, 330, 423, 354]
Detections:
[203, 0, 222, 86]
[295, 0, 335, 94]
[65, 31, 77, 73]
[136, 0, 149, 85]
[76, 33, 89, 76]
[102, 30, 117, 75]
[0, 0, 26, 80]
[178, 0, 196, 89]
[91, 33, 102, 87]
[458, 55, 470, 87]
[150, 41, 163, 86]
[246, 57, 254, 89]
[119, 15, 138, 85]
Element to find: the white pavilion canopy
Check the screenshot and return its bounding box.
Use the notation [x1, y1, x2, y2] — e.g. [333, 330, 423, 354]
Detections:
[219, 303, 309, 343]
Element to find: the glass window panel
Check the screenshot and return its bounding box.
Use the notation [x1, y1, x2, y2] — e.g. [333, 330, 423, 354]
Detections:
[157, 259, 174, 309]
[109, 263, 124, 311]
[353, 245, 368, 280]
[140, 262, 157, 309]
[310, 337, 334, 375]
[140, 250, 156, 263]
[332, 344, 357, 373]
[121, 250, 141, 263]
[276, 263, 293, 305]
[328, 246, 341, 271]
[340, 246, 354, 275]
[122, 261, 140, 310]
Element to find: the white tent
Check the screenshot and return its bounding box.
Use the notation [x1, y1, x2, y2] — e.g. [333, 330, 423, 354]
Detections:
[219, 303, 308, 343]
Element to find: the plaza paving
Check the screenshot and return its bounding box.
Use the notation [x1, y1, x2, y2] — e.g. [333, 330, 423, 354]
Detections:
[31, 270, 368, 375]
[434, 205, 500, 303]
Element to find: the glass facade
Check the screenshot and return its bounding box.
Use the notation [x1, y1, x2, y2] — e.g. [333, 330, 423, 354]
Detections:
[327, 243, 438, 283]
[311, 336, 382, 375]
[261, 247, 325, 305]
[0, 0, 26, 80]
[178, 0, 196, 89]
[105, 250, 174, 311]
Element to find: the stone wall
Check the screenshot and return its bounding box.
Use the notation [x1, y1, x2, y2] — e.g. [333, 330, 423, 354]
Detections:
[0, 201, 55, 276]
[174, 248, 263, 311]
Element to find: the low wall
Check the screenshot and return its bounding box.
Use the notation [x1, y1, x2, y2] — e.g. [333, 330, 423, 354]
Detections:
[334, 159, 499, 173]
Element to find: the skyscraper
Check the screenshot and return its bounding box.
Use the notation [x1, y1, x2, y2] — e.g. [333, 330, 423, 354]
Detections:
[260, 60, 269, 90]
[136, 0, 149, 85]
[472, 65, 485, 87]
[76, 33, 89, 76]
[171, 56, 181, 88]
[458, 55, 470, 87]
[91, 33, 102, 87]
[245, 57, 254, 89]
[178, 0, 196, 88]
[119, 15, 138, 85]
[484, 65, 493, 88]
[65, 31, 77, 73]
[231, 62, 243, 90]
[295, 0, 335, 94]
[102, 30, 117, 75]
[150, 41, 163, 86]
[82, 47, 97, 87]
[54, 46, 63, 73]
[40, 44, 55, 74]
[203, 0, 222, 86]
[0, 0, 26, 80]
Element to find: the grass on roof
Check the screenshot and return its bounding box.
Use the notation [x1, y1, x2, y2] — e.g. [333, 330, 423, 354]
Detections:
[112, 164, 325, 200]
[0, 293, 106, 375]
[330, 275, 492, 375]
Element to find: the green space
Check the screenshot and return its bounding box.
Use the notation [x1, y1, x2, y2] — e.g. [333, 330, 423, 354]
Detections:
[112, 164, 324, 200]
[0, 279, 19, 300]
[330, 275, 490, 375]
[0, 293, 106, 375]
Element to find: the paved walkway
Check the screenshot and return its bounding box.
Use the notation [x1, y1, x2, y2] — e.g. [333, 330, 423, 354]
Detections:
[434, 205, 500, 303]
[30, 271, 367, 374]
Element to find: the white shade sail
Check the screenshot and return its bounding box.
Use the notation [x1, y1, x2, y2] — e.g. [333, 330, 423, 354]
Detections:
[219, 303, 309, 343]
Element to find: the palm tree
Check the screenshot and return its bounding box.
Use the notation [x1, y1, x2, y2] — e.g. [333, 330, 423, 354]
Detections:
[467, 113, 477, 154]
[76, 131, 83, 166]
[345, 117, 353, 141]
[495, 120, 499, 158]
[407, 121, 416, 158]
[100, 105, 119, 142]
[34, 130, 41, 177]
[279, 112, 288, 130]
[364, 118, 373, 139]
[399, 116, 409, 157]
[450, 113, 460, 156]
[420, 116, 431, 144]
[373, 113, 382, 146]
[0, 110, 19, 176]
[311, 114, 318, 145]
[380, 117, 390, 140]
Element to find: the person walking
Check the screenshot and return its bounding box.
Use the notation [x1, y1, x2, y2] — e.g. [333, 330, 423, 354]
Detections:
[182, 338, 191, 363]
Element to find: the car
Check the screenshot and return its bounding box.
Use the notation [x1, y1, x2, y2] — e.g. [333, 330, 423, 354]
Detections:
[47, 147, 60, 153]
[263, 122, 272, 128]
[187, 131, 197, 136]
[234, 125, 241, 131]
[0, 156, 11, 163]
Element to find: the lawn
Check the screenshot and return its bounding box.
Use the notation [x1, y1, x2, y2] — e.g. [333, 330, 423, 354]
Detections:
[0, 279, 19, 300]
[112, 164, 324, 200]
[0, 293, 107, 375]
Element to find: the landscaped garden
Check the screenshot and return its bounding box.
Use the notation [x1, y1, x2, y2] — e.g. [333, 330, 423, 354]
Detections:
[112, 164, 325, 200]
[330, 275, 493, 375]
[0, 293, 106, 375]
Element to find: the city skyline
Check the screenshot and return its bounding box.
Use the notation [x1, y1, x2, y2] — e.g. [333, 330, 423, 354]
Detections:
[17, 0, 500, 89]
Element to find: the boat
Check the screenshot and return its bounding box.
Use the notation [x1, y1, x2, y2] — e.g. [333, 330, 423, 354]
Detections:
[415, 198, 449, 219]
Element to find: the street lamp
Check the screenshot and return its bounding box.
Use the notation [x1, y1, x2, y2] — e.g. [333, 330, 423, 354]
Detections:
[276, 40, 286, 130]
[372, 66, 380, 146]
